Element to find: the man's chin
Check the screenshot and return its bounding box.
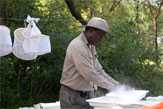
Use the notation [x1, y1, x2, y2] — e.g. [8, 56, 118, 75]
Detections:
[89, 41, 98, 45]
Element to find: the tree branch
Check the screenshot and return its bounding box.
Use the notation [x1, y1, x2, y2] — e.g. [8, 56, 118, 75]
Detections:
[155, 0, 163, 19]
[147, 0, 155, 15]
[64, 0, 87, 25]
[109, 0, 122, 12]
[147, 0, 163, 65]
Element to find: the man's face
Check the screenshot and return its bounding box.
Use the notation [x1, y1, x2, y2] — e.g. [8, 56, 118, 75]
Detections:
[86, 27, 106, 45]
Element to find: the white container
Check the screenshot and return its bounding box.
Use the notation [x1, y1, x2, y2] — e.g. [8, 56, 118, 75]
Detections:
[13, 27, 51, 60]
[13, 28, 37, 60]
[87, 90, 149, 109]
[106, 90, 149, 102]
[23, 35, 51, 56]
[0, 25, 12, 57]
[87, 96, 143, 108]
[19, 107, 34, 109]
[34, 101, 60, 109]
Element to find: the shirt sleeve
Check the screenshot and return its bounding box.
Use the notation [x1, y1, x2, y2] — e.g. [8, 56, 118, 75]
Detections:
[70, 45, 117, 90]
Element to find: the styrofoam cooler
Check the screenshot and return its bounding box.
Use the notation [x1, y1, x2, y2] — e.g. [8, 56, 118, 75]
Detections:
[19, 107, 34, 109]
[87, 95, 163, 109]
[93, 106, 124, 109]
[34, 101, 60, 109]
[87, 99, 143, 109]
[0, 25, 12, 57]
[86, 90, 149, 109]
[93, 107, 141, 109]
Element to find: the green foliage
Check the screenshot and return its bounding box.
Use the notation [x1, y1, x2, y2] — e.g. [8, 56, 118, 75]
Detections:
[98, 19, 163, 95]
[1, 0, 163, 109]
[0, 0, 80, 108]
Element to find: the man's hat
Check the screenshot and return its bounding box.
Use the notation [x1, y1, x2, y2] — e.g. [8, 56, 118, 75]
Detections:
[86, 17, 109, 32]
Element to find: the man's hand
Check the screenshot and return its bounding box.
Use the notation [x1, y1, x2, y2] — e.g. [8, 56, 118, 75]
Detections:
[93, 87, 109, 97]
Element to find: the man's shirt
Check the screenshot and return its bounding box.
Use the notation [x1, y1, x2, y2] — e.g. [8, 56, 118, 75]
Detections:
[60, 32, 119, 91]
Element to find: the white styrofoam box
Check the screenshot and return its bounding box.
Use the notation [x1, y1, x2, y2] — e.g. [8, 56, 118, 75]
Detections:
[19, 107, 34, 109]
[87, 95, 143, 109]
[87, 96, 142, 106]
[106, 90, 149, 102]
[0, 25, 12, 57]
[146, 96, 163, 101]
[34, 101, 60, 109]
[94, 106, 123, 109]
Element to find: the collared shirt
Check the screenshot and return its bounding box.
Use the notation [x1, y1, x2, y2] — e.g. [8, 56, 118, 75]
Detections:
[60, 32, 119, 91]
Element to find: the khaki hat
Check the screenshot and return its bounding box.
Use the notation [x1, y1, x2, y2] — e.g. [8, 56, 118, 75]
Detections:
[86, 17, 109, 32]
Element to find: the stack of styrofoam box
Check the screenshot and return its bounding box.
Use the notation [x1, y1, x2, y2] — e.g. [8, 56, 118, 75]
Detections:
[19, 107, 34, 109]
[86, 96, 143, 109]
[86, 89, 150, 109]
[33, 101, 60, 109]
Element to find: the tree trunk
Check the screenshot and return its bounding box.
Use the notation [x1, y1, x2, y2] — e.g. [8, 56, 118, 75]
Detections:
[148, 0, 163, 65]
[153, 17, 159, 65]
[64, 0, 87, 25]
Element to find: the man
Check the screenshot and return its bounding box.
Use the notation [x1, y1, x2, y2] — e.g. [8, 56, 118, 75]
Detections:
[60, 17, 119, 109]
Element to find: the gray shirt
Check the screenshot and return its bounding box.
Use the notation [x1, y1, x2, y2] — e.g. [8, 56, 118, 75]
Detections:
[60, 32, 119, 91]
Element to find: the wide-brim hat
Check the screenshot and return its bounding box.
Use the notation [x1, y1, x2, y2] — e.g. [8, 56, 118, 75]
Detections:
[86, 17, 109, 32]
